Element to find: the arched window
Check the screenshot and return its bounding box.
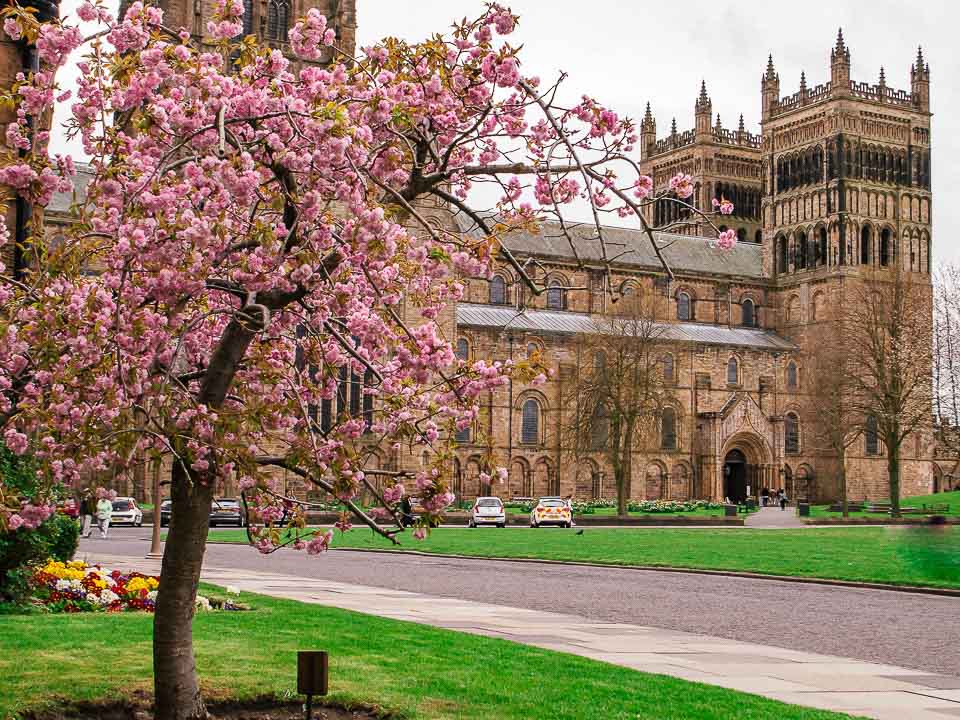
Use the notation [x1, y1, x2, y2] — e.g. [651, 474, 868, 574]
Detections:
[786, 361, 798, 390]
[661, 407, 677, 450]
[777, 236, 788, 273]
[489, 275, 507, 305]
[455, 338, 469, 361]
[455, 423, 471, 443]
[865, 415, 879, 455]
[266, 0, 291, 41]
[860, 226, 871, 265]
[521, 399, 541, 444]
[785, 412, 800, 454]
[591, 403, 609, 450]
[241, 0, 254, 35]
[818, 227, 828, 266]
[880, 228, 891, 267]
[755, 229, 763, 244]
[546, 280, 566, 310]
[726, 357, 739, 385]
[662, 353, 675, 382]
[737, 227, 747, 244]
[796, 231, 808, 270]
[742, 298, 755, 327]
[527, 342, 539, 359]
[677, 292, 692, 321]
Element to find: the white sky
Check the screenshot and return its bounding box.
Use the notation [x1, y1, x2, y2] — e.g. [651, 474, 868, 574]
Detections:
[51, 0, 958, 264]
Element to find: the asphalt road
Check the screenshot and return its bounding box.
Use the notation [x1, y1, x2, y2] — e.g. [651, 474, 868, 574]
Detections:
[82, 527, 960, 676]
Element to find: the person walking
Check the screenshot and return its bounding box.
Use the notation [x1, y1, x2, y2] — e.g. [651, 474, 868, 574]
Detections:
[761, 488, 769, 507]
[96, 494, 114, 539]
[779, 489, 788, 511]
[80, 489, 96, 538]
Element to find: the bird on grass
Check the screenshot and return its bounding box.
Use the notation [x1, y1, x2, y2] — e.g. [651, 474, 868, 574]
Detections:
[575, 529, 584, 536]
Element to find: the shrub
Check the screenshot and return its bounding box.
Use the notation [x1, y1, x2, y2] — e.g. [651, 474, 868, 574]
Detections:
[0, 446, 80, 605]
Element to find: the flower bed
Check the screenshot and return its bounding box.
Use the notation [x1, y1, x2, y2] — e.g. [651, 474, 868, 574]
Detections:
[628, 500, 723, 514]
[29, 560, 245, 613]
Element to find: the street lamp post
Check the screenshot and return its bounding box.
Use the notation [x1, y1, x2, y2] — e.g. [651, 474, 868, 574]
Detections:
[147, 460, 162, 559]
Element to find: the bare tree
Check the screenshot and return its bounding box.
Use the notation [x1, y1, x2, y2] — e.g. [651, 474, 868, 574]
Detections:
[562, 284, 673, 515]
[934, 264, 960, 483]
[803, 312, 864, 517]
[844, 270, 934, 517]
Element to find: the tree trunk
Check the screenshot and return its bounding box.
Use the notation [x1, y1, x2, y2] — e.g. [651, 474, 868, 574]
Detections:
[887, 439, 901, 519]
[839, 451, 849, 519]
[153, 460, 215, 720]
[616, 430, 633, 516]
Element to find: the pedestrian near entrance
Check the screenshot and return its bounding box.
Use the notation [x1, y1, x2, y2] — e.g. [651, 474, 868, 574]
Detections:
[779, 490, 788, 511]
[96, 496, 113, 538]
[80, 489, 96, 538]
[761, 488, 769, 507]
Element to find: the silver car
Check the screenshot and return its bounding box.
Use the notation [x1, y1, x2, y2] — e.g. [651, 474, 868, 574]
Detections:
[469, 496, 506, 528]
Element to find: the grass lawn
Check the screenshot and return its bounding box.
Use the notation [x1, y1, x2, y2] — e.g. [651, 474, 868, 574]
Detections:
[206, 526, 960, 589]
[0, 589, 856, 720]
[810, 490, 960, 519]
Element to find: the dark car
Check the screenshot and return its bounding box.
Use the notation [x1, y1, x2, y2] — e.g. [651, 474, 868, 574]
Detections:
[159, 499, 172, 527]
[210, 498, 246, 528]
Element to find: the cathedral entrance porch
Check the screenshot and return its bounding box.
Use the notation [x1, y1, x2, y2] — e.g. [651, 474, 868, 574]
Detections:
[723, 449, 748, 504]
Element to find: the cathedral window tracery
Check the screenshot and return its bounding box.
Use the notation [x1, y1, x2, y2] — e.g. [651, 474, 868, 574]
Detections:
[266, 0, 291, 41]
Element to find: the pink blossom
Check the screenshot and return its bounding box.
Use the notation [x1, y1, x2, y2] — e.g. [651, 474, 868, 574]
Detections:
[3, 18, 21, 41]
[716, 229, 737, 251]
[412, 527, 427, 540]
[712, 197, 734, 215]
[668, 173, 694, 200]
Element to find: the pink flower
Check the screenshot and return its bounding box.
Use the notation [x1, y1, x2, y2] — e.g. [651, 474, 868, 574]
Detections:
[712, 197, 734, 215]
[668, 173, 694, 200]
[77, 2, 98, 21]
[3, 18, 21, 40]
[7, 514, 24, 530]
[716, 229, 737, 251]
[412, 527, 427, 540]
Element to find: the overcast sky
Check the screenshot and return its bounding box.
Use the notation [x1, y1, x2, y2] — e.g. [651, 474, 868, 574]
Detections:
[53, 0, 958, 264]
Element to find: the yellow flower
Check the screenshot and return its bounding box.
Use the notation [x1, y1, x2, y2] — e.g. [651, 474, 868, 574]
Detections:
[147, 577, 159, 589]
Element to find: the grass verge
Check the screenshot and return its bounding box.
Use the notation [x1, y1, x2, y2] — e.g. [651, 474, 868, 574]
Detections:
[203, 526, 960, 589]
[0, 588, 858, 720]
[810, 490, 960, 519]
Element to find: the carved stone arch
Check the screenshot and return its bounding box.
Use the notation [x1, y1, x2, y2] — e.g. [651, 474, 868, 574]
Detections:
[645, 460, 668, 500]
[725, 353, 742, 385]
[675, 285, 697, 321]
[510, 456, 530, 498]
[465, 456, 484, 500]
[619, 278, 642, 297]
[810, 289, 826, 322]
[489, 271, 512, 305]
[785, 293, 801, 325]
[669, 461, 692, 500]
[533, 456, 553, 497]
[517, 390, 549, 445]
[921, 229, 931, 273]
[573, 457, 600, 499]
[545, 271, 570, 311]
[794, 463, 815, 502]
[775, 233, 789, 274]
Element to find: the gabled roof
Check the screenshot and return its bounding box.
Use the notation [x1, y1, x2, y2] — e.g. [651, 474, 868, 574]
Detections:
[455, 215, 764, 279]
[456, 303, 794, 352]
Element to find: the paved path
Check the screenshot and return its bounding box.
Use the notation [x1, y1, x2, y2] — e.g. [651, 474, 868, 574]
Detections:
[92, 549, 960, 720]
[80, 530, 960, 676]
[746, 506, 806, 528]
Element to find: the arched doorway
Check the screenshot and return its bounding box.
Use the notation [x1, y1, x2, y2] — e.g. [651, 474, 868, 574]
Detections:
[723, 449, 748, 503]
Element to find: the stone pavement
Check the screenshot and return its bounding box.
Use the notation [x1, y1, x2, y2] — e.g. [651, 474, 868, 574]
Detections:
[746, 506, 807, 528]
[93, 552, 960, 720]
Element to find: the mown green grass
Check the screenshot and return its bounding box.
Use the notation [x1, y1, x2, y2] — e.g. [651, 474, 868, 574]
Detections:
[0, 589, 858, 720]
[810, 490, 960, 519]
[205, 526, 960, 589]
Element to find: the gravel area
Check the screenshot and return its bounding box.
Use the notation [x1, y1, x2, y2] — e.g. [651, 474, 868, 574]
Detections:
[82, 528, 960, 676]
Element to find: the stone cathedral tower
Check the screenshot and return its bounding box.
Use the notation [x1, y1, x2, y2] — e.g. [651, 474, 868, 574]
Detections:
[761, 30, 932, 289]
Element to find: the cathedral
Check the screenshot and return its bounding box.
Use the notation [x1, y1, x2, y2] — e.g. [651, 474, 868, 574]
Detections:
[451, 30, 937, 504]
[1, 2, 943, 503]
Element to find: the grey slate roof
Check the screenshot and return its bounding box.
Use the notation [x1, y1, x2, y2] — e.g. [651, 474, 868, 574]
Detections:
[454, 214, 763, 279]
[48, 163, 94, 215]
[456, 303, 795, 352]
[501, 223, 763, 278]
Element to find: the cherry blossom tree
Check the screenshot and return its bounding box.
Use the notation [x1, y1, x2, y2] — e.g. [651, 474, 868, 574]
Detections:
[0, 2, 736, 717]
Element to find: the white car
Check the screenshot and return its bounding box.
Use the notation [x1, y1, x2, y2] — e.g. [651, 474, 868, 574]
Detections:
[111, 497, 144, 527]
[529, 497, 572, 528]
[469, 496, 506, 528]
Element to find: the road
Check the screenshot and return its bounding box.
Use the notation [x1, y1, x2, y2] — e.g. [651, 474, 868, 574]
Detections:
[82, 526, 960, 676]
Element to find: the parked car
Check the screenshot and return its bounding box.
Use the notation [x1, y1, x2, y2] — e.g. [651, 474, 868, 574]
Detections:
[159, 499, 172, 527]
[209, 497, 246, 527]
[469, 496, 506, 528]
[111, 497, 144, 527]
[529, 497, 572, 528]
[58, 498, 79, 519]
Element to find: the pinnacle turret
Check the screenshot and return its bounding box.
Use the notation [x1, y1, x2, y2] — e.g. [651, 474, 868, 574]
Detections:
[879, 66, 886, 85]
[641, 101, 655, 131]
[738, 114, 745, 132]
[799, 71, 807, 92]
[832, 27, 850, 62]
[764, 54, 777, 82]
[715, 113, 722, 129]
